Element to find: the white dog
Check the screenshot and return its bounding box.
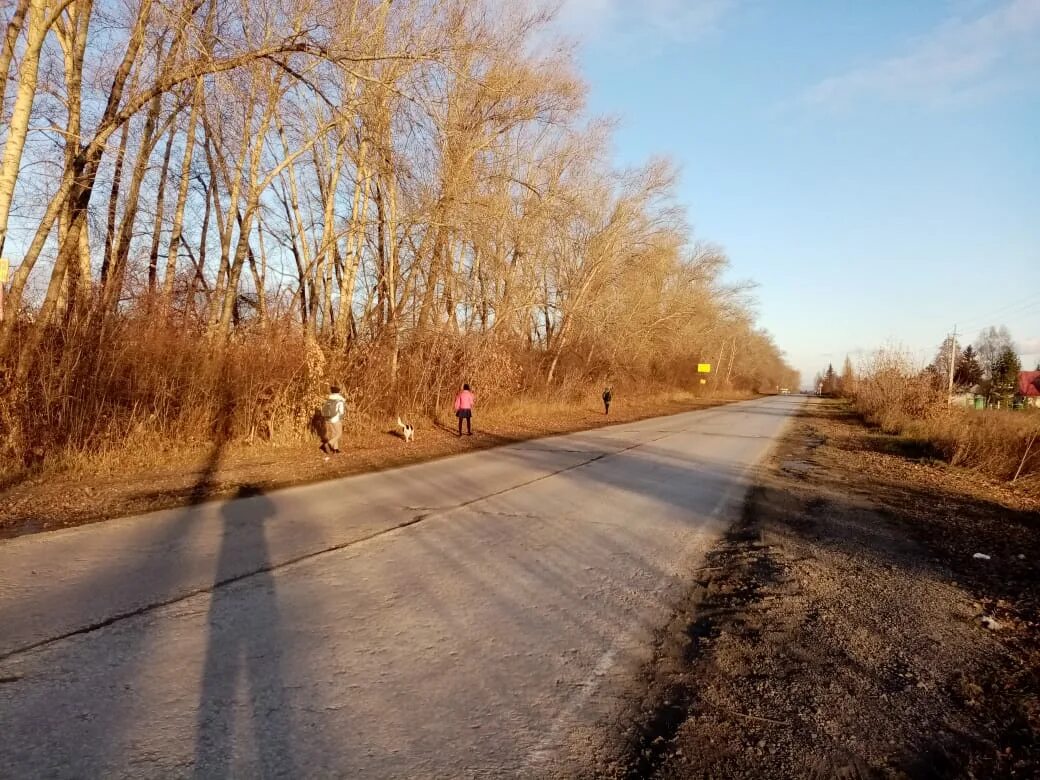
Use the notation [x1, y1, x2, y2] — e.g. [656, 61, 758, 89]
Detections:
[396, 416, 415, 443]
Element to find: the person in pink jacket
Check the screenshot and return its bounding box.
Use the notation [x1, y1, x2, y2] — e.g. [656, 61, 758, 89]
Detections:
[454, 383, 475, 436]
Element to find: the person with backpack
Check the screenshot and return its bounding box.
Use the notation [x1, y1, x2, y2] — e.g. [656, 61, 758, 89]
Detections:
[320, 385, 346, 454]
[602, 386, 612, 415]
[454, 383, 475, 436]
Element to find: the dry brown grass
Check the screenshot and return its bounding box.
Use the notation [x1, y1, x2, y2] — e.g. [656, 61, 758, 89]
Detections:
[851, 348, 1040, 483]
[898, 411, 1040, 481]
[0, 311, 740, 491]
[1, 314, 322, 473]
[0, 385, 751, 538]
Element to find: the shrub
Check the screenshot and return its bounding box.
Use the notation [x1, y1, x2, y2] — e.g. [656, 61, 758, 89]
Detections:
[852, 348, 1040, 482]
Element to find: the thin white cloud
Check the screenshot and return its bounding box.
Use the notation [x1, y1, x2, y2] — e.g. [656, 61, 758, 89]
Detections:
[643, 0, 737, 43]
[515, 0, 614, 44]
[526, 0, 737, 46]
[1018, 336, 1040, 355]
[804, 0, 1040, 107]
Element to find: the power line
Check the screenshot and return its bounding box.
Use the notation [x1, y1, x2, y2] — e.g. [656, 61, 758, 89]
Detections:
[953, 294, 1040, 336]
[935, 292, 1038, 331]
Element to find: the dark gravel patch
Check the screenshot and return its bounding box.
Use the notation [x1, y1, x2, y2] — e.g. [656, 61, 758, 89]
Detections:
[608, 400, 1039, 779]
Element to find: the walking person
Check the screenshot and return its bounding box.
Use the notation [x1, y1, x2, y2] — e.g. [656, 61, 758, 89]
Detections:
[602, 386, 612, 415]
[454, 383, 475, 436]
[320, 385, 346, 454]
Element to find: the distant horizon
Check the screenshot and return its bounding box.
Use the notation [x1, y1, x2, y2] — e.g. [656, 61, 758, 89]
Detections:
[798, 318, 1040, 390]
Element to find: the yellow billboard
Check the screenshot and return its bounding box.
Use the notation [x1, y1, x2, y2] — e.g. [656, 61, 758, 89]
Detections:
[697, 363, 711, 373]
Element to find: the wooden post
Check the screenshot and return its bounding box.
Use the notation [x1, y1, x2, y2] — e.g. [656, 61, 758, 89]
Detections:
[1011, 427, 1039, 484]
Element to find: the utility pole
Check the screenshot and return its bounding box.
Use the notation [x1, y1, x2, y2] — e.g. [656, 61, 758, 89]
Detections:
[947, 324, 958, 408]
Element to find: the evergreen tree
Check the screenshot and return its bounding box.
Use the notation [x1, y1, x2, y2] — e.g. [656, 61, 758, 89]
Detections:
[954, 345, 982, 390]
[840, 356, 856, 396]
[821, 363, 839, 396]
[990, 346, 1021, 404]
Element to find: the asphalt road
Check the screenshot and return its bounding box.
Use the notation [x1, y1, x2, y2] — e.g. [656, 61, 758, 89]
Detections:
[0, 395, 803, 778]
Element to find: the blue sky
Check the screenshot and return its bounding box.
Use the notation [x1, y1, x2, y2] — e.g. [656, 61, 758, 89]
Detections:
[541, 0, 1040, 385]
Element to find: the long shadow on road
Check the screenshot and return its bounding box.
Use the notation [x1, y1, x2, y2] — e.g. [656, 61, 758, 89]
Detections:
[0, 383, 298, 777]
[0, 388, 237, 659]
[0, 397, 794, 776]
[194, 485, 296, 778]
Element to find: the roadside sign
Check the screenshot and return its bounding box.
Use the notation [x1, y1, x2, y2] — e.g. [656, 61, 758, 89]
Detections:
[697, 363, 711, 373]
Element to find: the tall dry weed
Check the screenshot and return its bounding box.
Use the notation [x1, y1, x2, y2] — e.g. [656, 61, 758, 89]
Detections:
[852, 347, 1040, 482]
[0, 309, 709, 475]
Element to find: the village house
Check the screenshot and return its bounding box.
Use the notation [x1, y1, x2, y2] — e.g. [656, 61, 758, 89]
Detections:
[1018, 371, 1040, 408]
[951, 385, 986, 409]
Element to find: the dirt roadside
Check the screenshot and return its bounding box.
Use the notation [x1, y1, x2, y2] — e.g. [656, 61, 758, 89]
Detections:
[602, 399, 1040, 778]
[0, 393, 743, 540]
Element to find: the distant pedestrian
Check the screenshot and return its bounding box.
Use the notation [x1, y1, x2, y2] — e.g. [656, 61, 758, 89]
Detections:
[454, 383, 475, 436]
[602, 387, 612, 415]
[320, 385, 346, 454]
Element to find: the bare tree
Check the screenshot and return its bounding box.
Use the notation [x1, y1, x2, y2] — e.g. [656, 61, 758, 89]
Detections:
[0, 0, 799, 468]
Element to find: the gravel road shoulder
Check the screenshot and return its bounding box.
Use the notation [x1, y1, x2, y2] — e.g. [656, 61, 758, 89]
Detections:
[599, 399, 1039, 778]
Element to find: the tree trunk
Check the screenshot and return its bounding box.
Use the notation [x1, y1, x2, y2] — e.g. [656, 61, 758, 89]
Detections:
[101, 93, 164, 315]
[162, 80, 201, 301]
[52, 0, 93, 321]
[0, 0, 31, 111]
[100, 120, 131, 287]
[188, 172, 213, 317]
[0, 0, 47, 258]
[148, 117, 178, 294]
[334, 146, 369, 344]
[215, 212, 256, 335]
[254, 219, 268, 321]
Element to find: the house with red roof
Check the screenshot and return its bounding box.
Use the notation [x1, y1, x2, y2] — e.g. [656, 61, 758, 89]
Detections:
[1019, 371, 1040, 408]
